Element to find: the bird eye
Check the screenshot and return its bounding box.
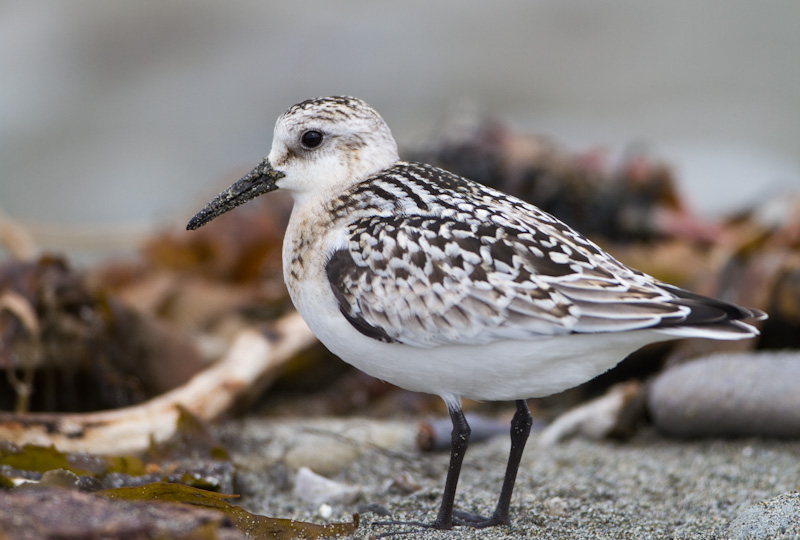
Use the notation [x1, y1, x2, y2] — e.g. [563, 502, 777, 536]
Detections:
[301, 130, 324, 149]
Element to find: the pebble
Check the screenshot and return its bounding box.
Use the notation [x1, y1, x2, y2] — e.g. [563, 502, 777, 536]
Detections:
[317, 503, 333, 519]
[385, 471, 423, 495]
[277, 420, 410, 476]
[544, 496, 569, 516]
[727, 492, 800, 540]
[648, 352, 800, 438]
[292, 466, 361, 505]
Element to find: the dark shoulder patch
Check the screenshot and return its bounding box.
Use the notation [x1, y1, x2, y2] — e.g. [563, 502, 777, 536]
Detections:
[325, 249, 397, 343]
[338, 307, 396, 343]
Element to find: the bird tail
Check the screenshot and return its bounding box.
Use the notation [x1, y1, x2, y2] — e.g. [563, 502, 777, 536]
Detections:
[654, 284, 766, 340]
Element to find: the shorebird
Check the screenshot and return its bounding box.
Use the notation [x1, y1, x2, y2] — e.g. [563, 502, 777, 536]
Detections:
[187, 96, 765, 530]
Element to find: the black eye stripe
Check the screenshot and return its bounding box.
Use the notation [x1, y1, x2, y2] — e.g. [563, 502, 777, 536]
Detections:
[301, 130, 324, 149]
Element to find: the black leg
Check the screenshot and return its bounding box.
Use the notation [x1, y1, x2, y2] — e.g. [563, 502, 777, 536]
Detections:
[374, 400, 532, 535]
[448, 399, 532, 528]
[439, 400, 532, 529]
[488, 399, 533, 525]
[431, 406, 471, 529]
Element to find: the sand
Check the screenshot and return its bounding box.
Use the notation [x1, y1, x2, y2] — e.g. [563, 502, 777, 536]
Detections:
[217, 418, 800, 539]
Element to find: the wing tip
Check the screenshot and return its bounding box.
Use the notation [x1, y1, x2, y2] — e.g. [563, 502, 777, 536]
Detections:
[656, 319, 761, 341]
[654, 286, 766, 340]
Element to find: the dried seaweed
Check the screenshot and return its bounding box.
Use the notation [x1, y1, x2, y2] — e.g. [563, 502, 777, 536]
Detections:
[100, 483, 359, 539]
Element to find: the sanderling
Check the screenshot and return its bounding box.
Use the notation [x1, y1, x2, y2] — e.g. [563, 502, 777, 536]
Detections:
[187, 96, 765, 530]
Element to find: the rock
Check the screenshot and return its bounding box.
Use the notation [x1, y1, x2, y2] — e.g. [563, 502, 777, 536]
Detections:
[293, 466, 361, 505]
[385, 471, 422, 495]
[727, 492, 800, 539]
[648, 352, 800, 438]
[38, 469, 80, 489]
[279, 420, 410, 476]
[283, 440, 360, 478]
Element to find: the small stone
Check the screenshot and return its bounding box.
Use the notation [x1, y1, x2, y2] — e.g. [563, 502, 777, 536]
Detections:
[648, 352, 800, 438]
[544, 496, 569, 516]
[727, 492, 800, 539]
[293, 466, 361, 505]
[318, 503, 333, 519]
[387, 471, 422, 494]
[357, 503, 392, 517]
[38, 469, 80, 489]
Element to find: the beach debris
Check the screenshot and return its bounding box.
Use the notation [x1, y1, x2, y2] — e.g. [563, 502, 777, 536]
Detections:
[416, 412, 510, 452]
[538, 381, 644, 447]
[1, 408, 232, 494]
[2, 467, 359, 539]
[0, 256, 204, 413]
[102, 482, 359, 539]
[0, 312, 316, 454]
[293, 466, 362, 505]
[648, 351, 800, 439]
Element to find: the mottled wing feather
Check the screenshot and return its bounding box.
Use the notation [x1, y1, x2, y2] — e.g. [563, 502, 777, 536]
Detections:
[324, 163, 760, 347]
[326, 218, 573, 347]
[326, 212, 684, 346]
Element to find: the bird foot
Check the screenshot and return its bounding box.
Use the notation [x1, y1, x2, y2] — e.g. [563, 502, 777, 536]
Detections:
[372, 509, 505, 537]
[451, 508, 506, 528]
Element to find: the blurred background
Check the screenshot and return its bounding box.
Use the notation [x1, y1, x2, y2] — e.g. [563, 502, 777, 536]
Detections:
[1, 0, 799, 260]
[2, 7, 799, 536]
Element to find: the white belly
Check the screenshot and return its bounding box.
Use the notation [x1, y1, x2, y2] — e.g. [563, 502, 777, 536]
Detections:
[288, 261, 669, 406]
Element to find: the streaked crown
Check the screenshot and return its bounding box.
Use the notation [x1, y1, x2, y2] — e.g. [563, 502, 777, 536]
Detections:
[268, 96, 400, 202]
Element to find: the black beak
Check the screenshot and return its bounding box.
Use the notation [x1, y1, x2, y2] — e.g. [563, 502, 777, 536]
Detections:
[186, 158, 285, 230]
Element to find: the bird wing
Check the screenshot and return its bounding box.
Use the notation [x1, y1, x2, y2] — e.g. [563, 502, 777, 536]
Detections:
[325, 208, 693, 348]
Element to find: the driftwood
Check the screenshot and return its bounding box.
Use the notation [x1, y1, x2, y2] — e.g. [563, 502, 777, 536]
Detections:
[0, 311, 316, 454]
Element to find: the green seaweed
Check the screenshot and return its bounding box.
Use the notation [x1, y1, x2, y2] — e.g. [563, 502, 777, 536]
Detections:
[0, 444, 91, 475]
[0, 443, 145, 477]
